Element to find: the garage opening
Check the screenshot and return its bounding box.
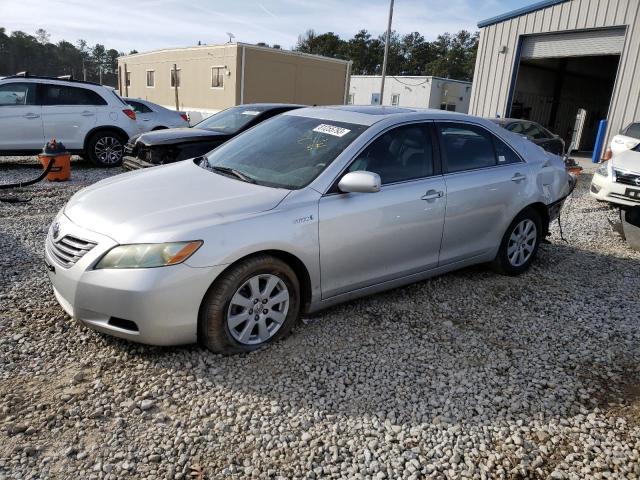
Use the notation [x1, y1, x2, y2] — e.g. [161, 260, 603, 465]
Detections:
[509, 28, 624, 154]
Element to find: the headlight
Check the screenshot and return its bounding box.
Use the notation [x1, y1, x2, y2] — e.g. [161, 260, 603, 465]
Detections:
[596, 162, 609, 177]
[95, 241, 203, 269]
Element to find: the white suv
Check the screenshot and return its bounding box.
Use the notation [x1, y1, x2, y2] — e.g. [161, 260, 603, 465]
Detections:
[0, 74, 140, 167]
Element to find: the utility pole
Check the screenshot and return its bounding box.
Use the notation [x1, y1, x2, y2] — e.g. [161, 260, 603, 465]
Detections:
[99, 66, 102, 85]
[379, 0, 394, 106]
[173, 63, 180, 111]
[82, 58, 87, 81]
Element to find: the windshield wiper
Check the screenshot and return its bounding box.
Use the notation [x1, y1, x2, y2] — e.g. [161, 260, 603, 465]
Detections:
[210, 165, 256, 184]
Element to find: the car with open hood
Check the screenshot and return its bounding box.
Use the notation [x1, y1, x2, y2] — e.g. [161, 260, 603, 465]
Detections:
[122, 103, 303, 170]
[45, 106, 575, 354]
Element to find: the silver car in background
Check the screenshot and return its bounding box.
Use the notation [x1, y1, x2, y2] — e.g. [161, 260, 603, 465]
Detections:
[124, 97, 189, 132]
[45, 106, 574, 354]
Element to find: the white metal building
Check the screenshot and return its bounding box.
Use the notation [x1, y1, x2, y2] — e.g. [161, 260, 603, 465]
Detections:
[348, 76, 472, 113]
[470, 0, 640, 154]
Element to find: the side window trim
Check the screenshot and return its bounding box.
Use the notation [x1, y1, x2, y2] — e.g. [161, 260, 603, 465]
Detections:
[436, 120, 524, 176]
[324, 120, 441, 195]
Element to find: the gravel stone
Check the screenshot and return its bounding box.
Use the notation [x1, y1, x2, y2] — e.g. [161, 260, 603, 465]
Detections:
[0, 159, 639, 478]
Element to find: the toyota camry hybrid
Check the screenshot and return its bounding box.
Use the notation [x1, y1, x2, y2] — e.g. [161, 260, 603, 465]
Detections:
[45, 106, 574, 354]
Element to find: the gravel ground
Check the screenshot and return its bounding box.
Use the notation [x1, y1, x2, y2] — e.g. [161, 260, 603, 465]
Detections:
[1, 157, 639, 479]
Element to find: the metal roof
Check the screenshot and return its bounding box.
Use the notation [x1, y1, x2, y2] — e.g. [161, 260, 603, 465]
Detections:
[478, 0, 570, 28]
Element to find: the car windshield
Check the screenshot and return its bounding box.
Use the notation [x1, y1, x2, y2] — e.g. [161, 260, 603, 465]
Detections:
[196, 106, 271, 134]
[200, 114, 368, 189]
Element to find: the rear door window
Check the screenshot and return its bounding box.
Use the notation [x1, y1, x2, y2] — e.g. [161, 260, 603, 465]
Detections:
[348, 124, 435, 184]
[437, 122, 520, 173]
[128, 100, 152, 113]
[0, 82, 36, 106]
[42, 85, 107, 106]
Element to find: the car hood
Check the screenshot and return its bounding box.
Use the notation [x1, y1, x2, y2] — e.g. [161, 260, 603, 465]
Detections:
[612, 149, 640, 173]
[64, 160, 290, 244]
[136, 128, 229, 146]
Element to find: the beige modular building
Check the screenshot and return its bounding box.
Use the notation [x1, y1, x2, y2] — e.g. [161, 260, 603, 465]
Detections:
[118, 43, 351, 121]
[470, 0, 640, 155]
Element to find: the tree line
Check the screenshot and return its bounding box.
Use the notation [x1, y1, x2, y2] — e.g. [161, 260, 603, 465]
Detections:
[0, 28, 136, 87]
[295, 29, 479, 81]
[0, 26, 479, 88]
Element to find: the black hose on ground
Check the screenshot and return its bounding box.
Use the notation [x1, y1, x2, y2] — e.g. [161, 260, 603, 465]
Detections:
[0, 157, 55, 190]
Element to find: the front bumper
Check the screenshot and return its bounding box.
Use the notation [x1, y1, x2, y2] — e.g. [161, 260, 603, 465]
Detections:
[590, 173, 640, 207]
[122, 155, 154, 171]
[44, 214, 225, 346]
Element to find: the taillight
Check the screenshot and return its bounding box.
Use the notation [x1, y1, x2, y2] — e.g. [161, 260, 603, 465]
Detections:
[123, 109, 137, 121]
[603, 148, 612, 161]
[180, 113, 189, 122]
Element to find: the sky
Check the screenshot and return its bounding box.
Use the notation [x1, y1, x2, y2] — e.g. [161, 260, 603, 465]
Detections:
[0, 0, 534, 52]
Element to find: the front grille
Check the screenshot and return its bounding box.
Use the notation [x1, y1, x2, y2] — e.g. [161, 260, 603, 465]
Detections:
[47, 234, 97, 268]
[614, 169, 640, 187]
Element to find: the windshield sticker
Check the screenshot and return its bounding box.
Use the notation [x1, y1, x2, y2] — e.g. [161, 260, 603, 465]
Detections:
[241, 110, 261, 116]
[313, 124, 351, 137]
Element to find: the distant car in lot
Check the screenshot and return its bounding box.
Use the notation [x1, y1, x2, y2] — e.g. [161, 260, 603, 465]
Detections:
[122, 103, 303, 170]
[609, 122, 640, 156]
[0, 74, 139, 167]
[591, 144, 640, 207]
[490, 118, 565, 156]
[46, 106, 574, 354]
[124, 97, 190, 132]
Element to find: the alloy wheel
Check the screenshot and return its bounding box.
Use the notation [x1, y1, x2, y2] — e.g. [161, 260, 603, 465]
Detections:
[226, 274, 290, 345]
[94, 136, 123, 165]
[507, 218, 537, 267]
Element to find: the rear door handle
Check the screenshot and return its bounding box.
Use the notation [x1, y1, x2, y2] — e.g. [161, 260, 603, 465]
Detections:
[421, 190, 444, 201]
[511, 173, 527, 182]
[81, 110, 95, 116]
[23, 113, 40, 119]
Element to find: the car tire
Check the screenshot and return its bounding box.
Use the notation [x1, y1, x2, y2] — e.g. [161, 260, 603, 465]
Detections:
[491, 207, 542, 276]
[86, 130, 126, 167]
[199, 255, 300, 354]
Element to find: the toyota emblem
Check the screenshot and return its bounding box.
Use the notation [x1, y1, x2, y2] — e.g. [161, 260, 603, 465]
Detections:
[635, 177, 640, 187]
[52, 222, 60, 239]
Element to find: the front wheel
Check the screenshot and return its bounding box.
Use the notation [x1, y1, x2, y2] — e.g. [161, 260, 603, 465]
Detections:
[86, 131, 126, 167]
[199, 255, 300, 354]
[492, 208, 542, 276]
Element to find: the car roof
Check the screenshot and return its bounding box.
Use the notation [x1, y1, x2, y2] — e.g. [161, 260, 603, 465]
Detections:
[285, 105, 475, 126]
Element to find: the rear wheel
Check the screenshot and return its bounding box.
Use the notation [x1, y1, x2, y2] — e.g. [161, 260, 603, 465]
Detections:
[86, 130, 126, 167]
[492, 208, 542, 276]
[199, 255, 300, 354]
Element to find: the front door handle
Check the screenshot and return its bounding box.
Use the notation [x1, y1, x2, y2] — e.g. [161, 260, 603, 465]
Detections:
[511, 173, 527, 182]
[23, 113, 40, 119]
[81, 111, 95, 116]
[421, 190, 444, 201]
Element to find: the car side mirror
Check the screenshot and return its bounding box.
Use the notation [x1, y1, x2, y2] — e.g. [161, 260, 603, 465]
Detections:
[338, 171, 381, 193]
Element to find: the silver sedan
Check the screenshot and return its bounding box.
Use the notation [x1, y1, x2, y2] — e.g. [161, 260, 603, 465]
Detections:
[124, 97, 190, 132]
[45, 106, 574, 354]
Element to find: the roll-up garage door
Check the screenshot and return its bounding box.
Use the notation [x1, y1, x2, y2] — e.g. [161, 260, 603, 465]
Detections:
[521, 28, 626, 59]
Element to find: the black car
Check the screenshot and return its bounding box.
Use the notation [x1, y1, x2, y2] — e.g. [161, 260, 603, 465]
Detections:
[490, 118, 565, 156]
[122, 103, 304, 170]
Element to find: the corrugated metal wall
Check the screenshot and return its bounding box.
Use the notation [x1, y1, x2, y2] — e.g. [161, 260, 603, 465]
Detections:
[469, 0, 640, 146]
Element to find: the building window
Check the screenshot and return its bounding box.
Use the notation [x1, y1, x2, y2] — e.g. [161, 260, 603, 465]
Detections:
[440, 103, 456, 112]
[391, 94, 400, 106]
[125, 71, 131, 87]
[146, 70, 155, 87]
[371, 93, 381, 105]
[347, 93, 354, 105]
[170, 68, 181, 88]
[211, 66, 224, 88]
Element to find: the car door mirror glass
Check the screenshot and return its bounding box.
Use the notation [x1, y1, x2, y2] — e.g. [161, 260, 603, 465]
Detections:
[338, 171, 381, 193]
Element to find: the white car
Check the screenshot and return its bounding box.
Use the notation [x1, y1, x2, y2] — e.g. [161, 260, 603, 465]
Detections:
[0, 74, 140, 167]
[610, 122, 640, 156]
[124, 98, 189, 132]
[591, 146, 640, 207]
